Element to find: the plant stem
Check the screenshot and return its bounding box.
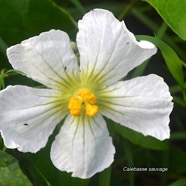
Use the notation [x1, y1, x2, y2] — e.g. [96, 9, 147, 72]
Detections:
[98, 166, 112, 186]
[123, 141, 135, 186]
[132, 8, 186, 60]
[0, 37, 8, 56]
[70, 0, 86, 14]
[118, 0, 138, 20]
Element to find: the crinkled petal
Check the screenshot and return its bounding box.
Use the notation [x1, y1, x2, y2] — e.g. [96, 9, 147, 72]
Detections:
[77, 9, 157, 86]
[99, 74, 173, 140]
[50, 113, 115, 179]
[0, 85, 67, 153]
[7, 30, 79, 90]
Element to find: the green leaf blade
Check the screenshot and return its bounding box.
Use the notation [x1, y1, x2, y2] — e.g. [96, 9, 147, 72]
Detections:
[0, 150, 32, 186]
[145, 0, 186, 41]
[114, 124, 168, 150]
[168, 179, 186, 186]
[136, 35, 185, 92]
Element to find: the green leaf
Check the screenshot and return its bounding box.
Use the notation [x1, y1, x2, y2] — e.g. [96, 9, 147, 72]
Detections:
[145, 0, 186, 41]
[168, 179, 186, 186]
[0, 0, 77, 46]
[114, 124, 168, 150]
[171, 132, 186, 140]
[0, 69, 6, 90]
[0, 150, 32, 186]
[169, 146, 186, 174]
[136, 35, 185, 92]
[173, 96, 186, 107]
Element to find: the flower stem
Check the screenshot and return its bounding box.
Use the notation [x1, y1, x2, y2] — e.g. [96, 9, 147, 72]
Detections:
[98, 166, 112, 186]
[98, 119, 114, 186]
[118, 0, 138, 20]
[2, 146, 7, 152]
[0, 36, 8, 56]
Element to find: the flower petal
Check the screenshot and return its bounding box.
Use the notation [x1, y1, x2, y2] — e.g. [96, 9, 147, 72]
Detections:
[7, 30, 79, 90]
[50, 113, 115, 179]
[0, 85, 67, 153]
[99, 74, 173, 140]
[77, 9, 157, 85]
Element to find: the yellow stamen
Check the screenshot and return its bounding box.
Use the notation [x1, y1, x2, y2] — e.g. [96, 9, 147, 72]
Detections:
[68, 97, 82, 116]
[68, 89, 99, 117]
[85, 103, 99, 116]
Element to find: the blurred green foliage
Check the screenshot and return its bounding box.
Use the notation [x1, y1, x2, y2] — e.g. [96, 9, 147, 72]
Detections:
[0, 0, 77, 46]
[0, 0, 186, 186]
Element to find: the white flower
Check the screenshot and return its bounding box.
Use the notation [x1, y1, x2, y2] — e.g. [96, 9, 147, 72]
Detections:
[0, 9, 173, 179]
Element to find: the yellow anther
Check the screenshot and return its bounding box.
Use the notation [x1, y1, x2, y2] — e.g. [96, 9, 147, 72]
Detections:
[77, 89, 90, 100]
[68, 89, 99, 117]
[85, 103, 99, 116]
[68, 97, 82, 116]
[86, 94, 96, 104]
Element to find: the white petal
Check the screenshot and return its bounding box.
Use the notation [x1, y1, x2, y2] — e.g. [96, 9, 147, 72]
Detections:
[99, 74, 173, 140]
[50, 114, 115, 179]
[7, 30, 79, 90]
[0, 85, 67, 153]
[77, 9, 157, 85]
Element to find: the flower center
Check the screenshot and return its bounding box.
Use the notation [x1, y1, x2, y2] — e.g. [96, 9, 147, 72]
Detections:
[68, 89, 99, 117]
